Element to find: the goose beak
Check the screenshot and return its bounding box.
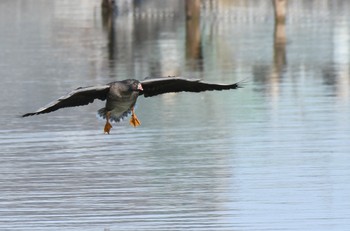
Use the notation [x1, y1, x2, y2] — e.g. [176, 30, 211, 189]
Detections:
[138, 83, 143, 91]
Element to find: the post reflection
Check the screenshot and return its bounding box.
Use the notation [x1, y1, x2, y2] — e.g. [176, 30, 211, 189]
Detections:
[101, 0, 184, 78]
[328, 16, 350, 104]
[101, 4, 116, 61]
[269, 0, 287, 99]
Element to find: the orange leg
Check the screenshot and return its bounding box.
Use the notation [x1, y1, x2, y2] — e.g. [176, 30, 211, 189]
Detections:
[104, 111, 113, 134]
[129, 108, 141, 127]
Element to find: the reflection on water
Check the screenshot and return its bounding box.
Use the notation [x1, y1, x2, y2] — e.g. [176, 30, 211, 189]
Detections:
[1, 0, 350, 230]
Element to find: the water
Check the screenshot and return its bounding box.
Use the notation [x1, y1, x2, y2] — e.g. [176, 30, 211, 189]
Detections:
[1, 0, 350, 230]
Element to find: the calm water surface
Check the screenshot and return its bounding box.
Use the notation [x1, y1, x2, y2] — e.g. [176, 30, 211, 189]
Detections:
[1, 0, 350, 230]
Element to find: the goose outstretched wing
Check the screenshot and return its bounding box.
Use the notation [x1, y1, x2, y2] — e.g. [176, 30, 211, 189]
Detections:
[22, 85, 110, 117]
[140, 77, 243, 97]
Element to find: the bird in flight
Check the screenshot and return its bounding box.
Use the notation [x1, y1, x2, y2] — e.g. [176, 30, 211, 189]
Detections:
[22, 76, 244, 134]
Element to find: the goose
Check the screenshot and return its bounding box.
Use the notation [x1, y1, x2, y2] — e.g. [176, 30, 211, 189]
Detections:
[22, 76, 243, 134]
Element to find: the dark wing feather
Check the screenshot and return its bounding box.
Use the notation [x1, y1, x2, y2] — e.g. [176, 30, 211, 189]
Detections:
[140, 77, 243, 97]
[22, 85, 110, 117]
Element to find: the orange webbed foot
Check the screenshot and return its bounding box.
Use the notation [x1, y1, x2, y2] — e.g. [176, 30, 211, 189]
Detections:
[129, 111, 141, 127]
[104, 111, 113, 134]
[104, 121, 113, 134]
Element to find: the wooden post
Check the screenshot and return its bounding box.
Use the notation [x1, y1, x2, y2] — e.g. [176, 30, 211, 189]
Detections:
[102, 0, 114, 12]
[186, 0, 201, 20]
[185, 0, 202, 63]
[273, 0, 287, 23]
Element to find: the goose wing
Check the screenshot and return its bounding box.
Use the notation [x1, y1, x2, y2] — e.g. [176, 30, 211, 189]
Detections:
[22, 85, 110, 117]
[140, 77, 243, 97]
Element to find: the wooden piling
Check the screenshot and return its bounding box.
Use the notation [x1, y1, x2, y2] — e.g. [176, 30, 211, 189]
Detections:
[273, 0, 287, 23]
[185, 0, 202, 62]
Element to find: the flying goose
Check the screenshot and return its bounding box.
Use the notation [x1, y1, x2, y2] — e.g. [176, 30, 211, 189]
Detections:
[22, 76, 243, 134]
